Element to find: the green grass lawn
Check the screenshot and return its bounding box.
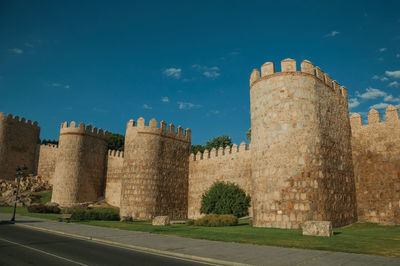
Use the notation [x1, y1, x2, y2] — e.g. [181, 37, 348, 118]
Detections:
[1, 191, 399, 258]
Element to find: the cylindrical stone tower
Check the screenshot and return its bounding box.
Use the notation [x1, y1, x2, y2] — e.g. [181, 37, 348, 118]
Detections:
[0, 112, 40, 180]
[120, 117, 191, 220]
[250, 59, 357, 229]
[51, 121, 108, 206]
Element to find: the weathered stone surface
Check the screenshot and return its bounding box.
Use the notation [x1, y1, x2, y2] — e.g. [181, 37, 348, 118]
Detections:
[152, 216, 170, 226]
[302, 221, 333, 237]
[351, 105, 400, 225]
[51, 122, 108, 207]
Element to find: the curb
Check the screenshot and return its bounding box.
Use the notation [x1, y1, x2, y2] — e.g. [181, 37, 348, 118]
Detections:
[16, 223, 251, 266]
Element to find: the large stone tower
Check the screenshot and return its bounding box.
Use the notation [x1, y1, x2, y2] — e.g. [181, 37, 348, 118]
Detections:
[0, 112, 40, 179]
[120, 118, 191, 220]
[51, 121, 108, 206]
[249, 59, 357, 229]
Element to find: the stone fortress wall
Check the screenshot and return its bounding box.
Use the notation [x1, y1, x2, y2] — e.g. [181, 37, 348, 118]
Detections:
[249, 59, 357, 229]
[0, 57, 399, 226]
[188, 142, 252, 219]
[51, 122, 109, 206]
[0, 113, 40, 180]
[104, 149, 124, 207]
[350, 106, 400, 225]
[120, 118, 191, 220]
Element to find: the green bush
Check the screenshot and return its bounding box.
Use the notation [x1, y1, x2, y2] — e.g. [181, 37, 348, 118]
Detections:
[194, 214, 238, 227]
[200, 181, 251, 218]
[186, 219, 195, 226]
[27, 204, 61, 214]
[71, 208, 120, 221]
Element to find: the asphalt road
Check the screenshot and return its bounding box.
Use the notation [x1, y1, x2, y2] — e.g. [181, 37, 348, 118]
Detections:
[0, 223, 213, 266]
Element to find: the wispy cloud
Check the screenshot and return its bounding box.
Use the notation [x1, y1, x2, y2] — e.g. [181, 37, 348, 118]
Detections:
[389, 81, 399, 88]
[51, 82, 70, 89]
[325, 31, 340, 37]
[385, 70, 400, 78]
[24, 43, 34, 48]
[192, 64, 221, 79]
[163, 68, 182, 79]
[357, 88, 386, 99]
[161, 96, 169, 103]
[9, 48, 23, 54]
[372, 75, 388, 81]
[384, 94, 400, 102]
[370, 103, 389, 109]
[379, 47, 387, 52]
[143, 104, 152, 109]
[349, 98, 360, 109]
[397, 54, 400, 58]
[177, 101, 201, 110]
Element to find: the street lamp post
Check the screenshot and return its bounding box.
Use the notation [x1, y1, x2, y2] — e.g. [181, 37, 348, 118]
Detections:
[11, 165, 27, 223]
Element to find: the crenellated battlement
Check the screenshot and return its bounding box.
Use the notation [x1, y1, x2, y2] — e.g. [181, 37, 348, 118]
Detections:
[0, 112, 39, 129]
[60, 121, 109, 139]
[108, 149, 124, 158]
[350, 105, 399, 128]
[40, 143, 58, 149]
[249, 59, 348, 99]
[191, 142, 249, 161]
[126, 117, 191, 142]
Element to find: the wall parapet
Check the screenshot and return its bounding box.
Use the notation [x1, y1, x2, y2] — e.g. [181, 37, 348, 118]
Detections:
[249, 59, 348, 100]
[108, 149, 124, 158]
[350, 105, 399, 128]
[126, 117, 191, 142]
[0, 112, 39, 129]
[191, 142, 249, 161]
[60, 121, 109, 139]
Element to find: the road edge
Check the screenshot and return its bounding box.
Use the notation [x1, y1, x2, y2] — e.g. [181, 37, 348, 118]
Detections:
[16, 223, 251, 266]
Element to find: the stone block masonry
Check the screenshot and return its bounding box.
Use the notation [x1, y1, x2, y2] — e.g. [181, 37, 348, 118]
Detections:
[351, 105, 400, 225]
[0, 113, 40, 180]
[120, 118, 190, 220]
[188, 142, 252, 219]
[104, 150, 124, 207]
[249, 59, 357, 229]
[35, 144, 58, 184]
[51, 122, 109, 207]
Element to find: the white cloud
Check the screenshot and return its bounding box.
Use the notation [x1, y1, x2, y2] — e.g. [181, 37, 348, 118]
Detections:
[9, 48, 23, 54]
[371, 75, 388, 81]
[210, 110, 220, 114]
[397, 54, 400, 58]
[51, 83, 61, 87]
[370, 103, 389, 109]
[379, 48, 387, 52]
[24, 43, 33, 48]
[177, 101, 201, 110]
[357, 88, 386, 99]
[192, 64, 221, 79]
[163, 68, 182, 79]
[372, 75, 379, 80]
[161, 97, 169, 103]
[64, 84, 70, 89]
[380, 77, 388, 81]
[143, 104, 152, 110]
[389, 81, 399, 88]
[325, 31, 340, 37]
[385, 70, 400, 78]
[349, 98, 360, 109]
[384, 94, 400, 102]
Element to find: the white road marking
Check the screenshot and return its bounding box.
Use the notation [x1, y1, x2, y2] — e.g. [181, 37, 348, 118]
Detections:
[0, 237, 88, 266]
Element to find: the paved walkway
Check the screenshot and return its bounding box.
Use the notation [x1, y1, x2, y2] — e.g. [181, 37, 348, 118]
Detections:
[0, 213, 399, 266]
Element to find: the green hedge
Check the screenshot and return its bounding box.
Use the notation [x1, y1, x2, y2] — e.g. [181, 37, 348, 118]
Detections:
[194, 214, 238, 227]
[27, 204, 61, 214]
[71, 208, 120, 221]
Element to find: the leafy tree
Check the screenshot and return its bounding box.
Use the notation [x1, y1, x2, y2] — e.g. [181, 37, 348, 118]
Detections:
[191, 144, 205, 155]
[200, 181, 251, 218]
[246, 128, 251, 143]
[204, 135, 232, 151]
[107, 133, 125, 151]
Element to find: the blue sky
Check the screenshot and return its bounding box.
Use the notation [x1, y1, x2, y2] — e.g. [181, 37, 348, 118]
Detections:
[0, 0, 399, 145]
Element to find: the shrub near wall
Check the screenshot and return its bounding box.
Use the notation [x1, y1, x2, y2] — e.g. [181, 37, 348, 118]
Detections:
[194, 214, 238, 227]
[71, 208, 120, 221]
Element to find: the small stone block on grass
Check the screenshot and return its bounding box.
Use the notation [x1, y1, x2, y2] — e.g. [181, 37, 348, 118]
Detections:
[302, 221, 332, 237]
[152, 216, 170, 226]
